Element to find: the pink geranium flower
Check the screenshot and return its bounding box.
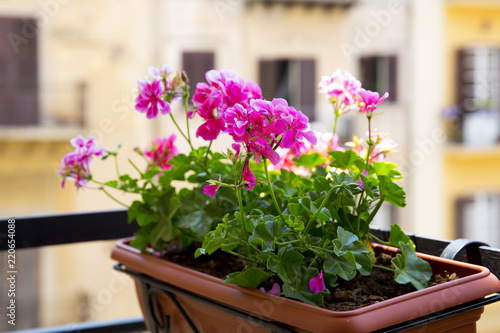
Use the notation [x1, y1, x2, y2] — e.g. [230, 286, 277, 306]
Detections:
[58, 135, 106, 189]
[259, 282, 281, 296]
[144, 135, 179, 170]
[203, 184, 219, 197]
[358, 89, 389, 115]
[135, 79, 170, 119]
[319, 70, 362, 114]
[309, 271, 326, 293]
[242, 160, 256, 190]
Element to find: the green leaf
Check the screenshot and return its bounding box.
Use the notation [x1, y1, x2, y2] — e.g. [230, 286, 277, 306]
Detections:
[329, 150, 361, 170]
[392, 242, 432, 290]
[282, 267, 328, 306]
[324, 254, 357, 281]
[332, 227, 372, 276]
[249, 220, 290, 252]
[373, 161, 402, 180]
[293, 153, 328, 168]
[225, 267, 274, 289]
[267, 248, 304, 283]
[378, 175, 406, 207]
[387, 224, 416, 251]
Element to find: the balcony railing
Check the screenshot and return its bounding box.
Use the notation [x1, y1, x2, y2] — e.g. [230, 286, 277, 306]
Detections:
[1, 210, 500, 332]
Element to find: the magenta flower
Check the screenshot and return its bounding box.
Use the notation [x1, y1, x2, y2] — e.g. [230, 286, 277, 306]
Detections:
[355, 170, 369, 190]
[358, 89, 389, 115]
[135, 79, 170, 119]
[259, 283, 281, 296]
[148, 64, 173, 80]
[309, 271, 326, 294]
[195, 93, 226, 141]
[319, 70, 362, 113]
[203, 184, 219, 197]
[242, 160, 256, 190]
[58, 135, 106, 189]
[192, 69, 262, 142]
[144, 135, 179, 170]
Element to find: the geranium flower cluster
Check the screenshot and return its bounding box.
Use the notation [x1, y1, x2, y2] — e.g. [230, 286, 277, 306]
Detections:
[346, 131, 397, 163]
[135, 65, 186, 119]
[192, 70, 317, 190]
[319, 69, 388, 117]
[58, 135, 106, 189]
[143, 135, 179, 170]
[192, 69, 263, 141]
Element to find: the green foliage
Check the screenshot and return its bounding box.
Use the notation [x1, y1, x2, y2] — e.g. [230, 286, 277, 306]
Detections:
[392, 242, 433, 290]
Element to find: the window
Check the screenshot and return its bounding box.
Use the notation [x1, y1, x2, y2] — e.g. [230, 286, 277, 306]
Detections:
[182, 51, 215, 102]
[0, 17, 38, 125]
[259, 59, 316, 121]
[455, 47, 500, 144]
[456, 192, 500, 248]
[359, 55, 398, 102]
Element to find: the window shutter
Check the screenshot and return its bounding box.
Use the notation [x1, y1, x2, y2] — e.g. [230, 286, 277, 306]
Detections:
[259, 60, 280, 100]
[388, 56, 398, 102]
[0, 18, 38, 125]
[300, 59, 316, 121]
[182, 52, 215, 101]
[456, 49, 468, 112]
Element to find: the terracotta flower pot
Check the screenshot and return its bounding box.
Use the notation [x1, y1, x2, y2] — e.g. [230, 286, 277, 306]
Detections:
[111, 238, 500, 333]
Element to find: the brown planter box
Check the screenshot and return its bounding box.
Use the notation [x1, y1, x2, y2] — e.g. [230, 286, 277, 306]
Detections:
[111, 238, 500, 333]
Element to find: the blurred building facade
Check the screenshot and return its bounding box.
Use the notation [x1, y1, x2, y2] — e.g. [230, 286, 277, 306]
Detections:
[1, 0, 499, 330]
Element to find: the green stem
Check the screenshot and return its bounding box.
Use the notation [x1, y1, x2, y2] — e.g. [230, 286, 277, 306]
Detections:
[365, 196, 385, 225]
[304, 185, 337, 234]
[113, 154, 120, 178]
[101, 187, 129, 208]
[170, 113, 194, 151]
[373, 264, 395, 273]
[275, 240, 301, 246]
[205, 141, 213, 167]
[234, 160, 248, 240]
[370, 233, 388, 245]
[184, 90, 193, 146]
[263, 158, 285, 223]
[333, 111, 340, 136]
[128, 159, 144, 176]
[321, 195, 342, 247]
[227, 250, 259, 264]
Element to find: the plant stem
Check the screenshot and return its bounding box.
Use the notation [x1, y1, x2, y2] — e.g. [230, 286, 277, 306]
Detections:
[304, 185, 336, 234]
[113, 154, 120, 178]
[321, 195, 342, 247]
[233, 159, 248, 240]
[263, 158, 285, 223]
[373, 264, 395, 273]
[205, 141, 213, 167]
[333, 110, 340, 136]
[227, 250, 259, 264]
[169, 113, 194, 151]
[101, 187, 129, 208]
[128, 159, 143, 176]
[184, 92, 193, 146]
[365, 196, 385, 225]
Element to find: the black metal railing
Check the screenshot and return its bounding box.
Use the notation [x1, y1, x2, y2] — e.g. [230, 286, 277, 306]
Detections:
[1, 210, 500, 333]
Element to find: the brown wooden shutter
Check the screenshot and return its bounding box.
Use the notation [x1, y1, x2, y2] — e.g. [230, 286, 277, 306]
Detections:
[388, 55, 398, 102]
[182, 52, 215, 101]
[259, 60, 280, 100]
[300, 59, 316, 121]
[0, 17, 38, 125]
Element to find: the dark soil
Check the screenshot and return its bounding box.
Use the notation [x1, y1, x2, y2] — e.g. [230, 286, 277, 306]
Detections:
[162, 243, 459, 311]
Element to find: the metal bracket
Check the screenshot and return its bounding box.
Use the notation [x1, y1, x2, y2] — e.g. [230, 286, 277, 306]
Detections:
[440, 239, 489, 265]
